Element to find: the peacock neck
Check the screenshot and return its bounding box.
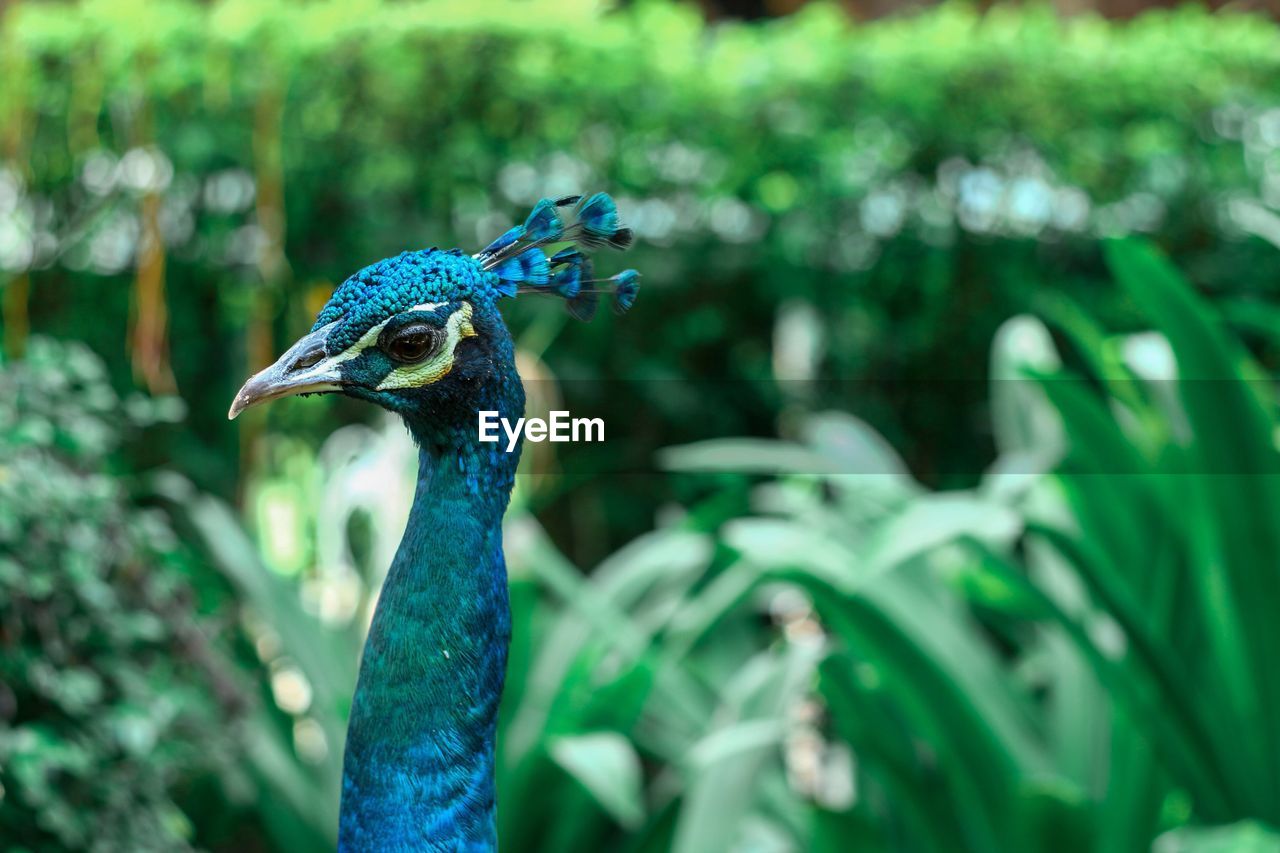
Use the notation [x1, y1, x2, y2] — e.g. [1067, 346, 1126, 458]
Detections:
[338, 428, 521, 852]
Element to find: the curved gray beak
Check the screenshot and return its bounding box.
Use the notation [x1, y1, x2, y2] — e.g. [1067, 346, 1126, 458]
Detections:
[228, 322, 345, 420]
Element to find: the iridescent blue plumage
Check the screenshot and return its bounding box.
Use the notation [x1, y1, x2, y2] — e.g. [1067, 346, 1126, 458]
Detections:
[492, 247, 550, 295]
[338, 382, 520, 852]
[521, 198, 564, 243]
[478, 226, 524, 261]
[548, 248, 587, 299]
[234, 193, 641, 851]
[612, 270, 640, 315]
[571, 192, 634, 250]
[223, 194, 637, 849]
[476, 195, 639, 318]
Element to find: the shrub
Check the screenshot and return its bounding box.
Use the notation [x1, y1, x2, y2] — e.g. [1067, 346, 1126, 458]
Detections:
[0, 338, 238, 850]
[641, 240, 1280, 850]
[4, 1, 1280, 557]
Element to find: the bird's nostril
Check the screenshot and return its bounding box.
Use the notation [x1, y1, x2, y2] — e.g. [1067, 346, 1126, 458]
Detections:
[291, 348, 325, 372]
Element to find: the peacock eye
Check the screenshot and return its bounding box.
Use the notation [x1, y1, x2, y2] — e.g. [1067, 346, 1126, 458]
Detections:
[382, 324, 439, 363]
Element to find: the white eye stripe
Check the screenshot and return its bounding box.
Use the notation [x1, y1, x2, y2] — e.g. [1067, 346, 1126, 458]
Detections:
[354, 301, 448, 348]
[328, 301, 450, 363]
[286, 302, 469, 390]
[400, 301, 448, 317]
[375, 303, 475, 391]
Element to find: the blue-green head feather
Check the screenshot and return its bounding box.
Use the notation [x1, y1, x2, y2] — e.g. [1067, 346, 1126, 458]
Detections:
[548, 248, 588, 299]
[521, 197, 565, 243]
[612, 269, 641, 315]
[230, 192, 639, 441]
[476, 192, 639, 320]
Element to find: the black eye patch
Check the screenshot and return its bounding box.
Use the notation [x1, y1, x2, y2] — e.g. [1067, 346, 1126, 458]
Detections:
[378, 322, 442, 364]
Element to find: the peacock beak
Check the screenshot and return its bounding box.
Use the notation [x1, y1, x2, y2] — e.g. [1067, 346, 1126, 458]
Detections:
[228, 321, 345, 420]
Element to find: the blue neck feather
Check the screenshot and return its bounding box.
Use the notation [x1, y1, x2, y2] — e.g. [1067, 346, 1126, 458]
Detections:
[338, 416, 521, 851]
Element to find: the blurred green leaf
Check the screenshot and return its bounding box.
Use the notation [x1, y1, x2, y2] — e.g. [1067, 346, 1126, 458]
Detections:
[1154, 821, 1280, 853]
[550, 733, 647, 830]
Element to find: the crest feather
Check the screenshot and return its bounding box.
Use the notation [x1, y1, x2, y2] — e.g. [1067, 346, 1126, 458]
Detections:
[475, 192, 639, 320]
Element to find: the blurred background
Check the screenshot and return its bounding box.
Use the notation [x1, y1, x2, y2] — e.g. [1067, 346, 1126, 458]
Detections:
[5, 0, 1280, 850]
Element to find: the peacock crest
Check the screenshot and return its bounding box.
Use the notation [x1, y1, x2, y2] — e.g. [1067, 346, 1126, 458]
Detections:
[477, 192, 640, 321]
[302, 192, 639, 358]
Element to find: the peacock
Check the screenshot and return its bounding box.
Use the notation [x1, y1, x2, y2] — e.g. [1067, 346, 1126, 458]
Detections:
[228, 193, 638, 850]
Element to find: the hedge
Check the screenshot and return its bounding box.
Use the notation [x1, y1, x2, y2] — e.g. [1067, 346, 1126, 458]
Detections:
[3, 0, 1280, 552]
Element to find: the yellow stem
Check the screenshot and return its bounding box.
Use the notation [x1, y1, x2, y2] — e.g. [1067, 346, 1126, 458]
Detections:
[3, 274, 29, 360]
[132, 190, 174, 393]
[1, 0, 31, 360]
[126, 69, 176, 395]
[239, 81, 291, 495]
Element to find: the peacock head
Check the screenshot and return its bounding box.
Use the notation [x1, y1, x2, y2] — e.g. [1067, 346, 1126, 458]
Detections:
[228, 193, 638, 446]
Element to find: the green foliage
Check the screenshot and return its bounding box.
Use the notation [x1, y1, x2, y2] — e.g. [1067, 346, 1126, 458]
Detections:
[1156, 821, 1280, 853]
[6, 1, 1280, 849]
[14, 240, 1275, 851]
[1018, 239, 1280, 831]
[153, 470, 359, 851]
[0, 339, 234, 851]
[7, 0, 1280, 545]
[648, 241, 1280, 849]
[161, 237, 1280, 850]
